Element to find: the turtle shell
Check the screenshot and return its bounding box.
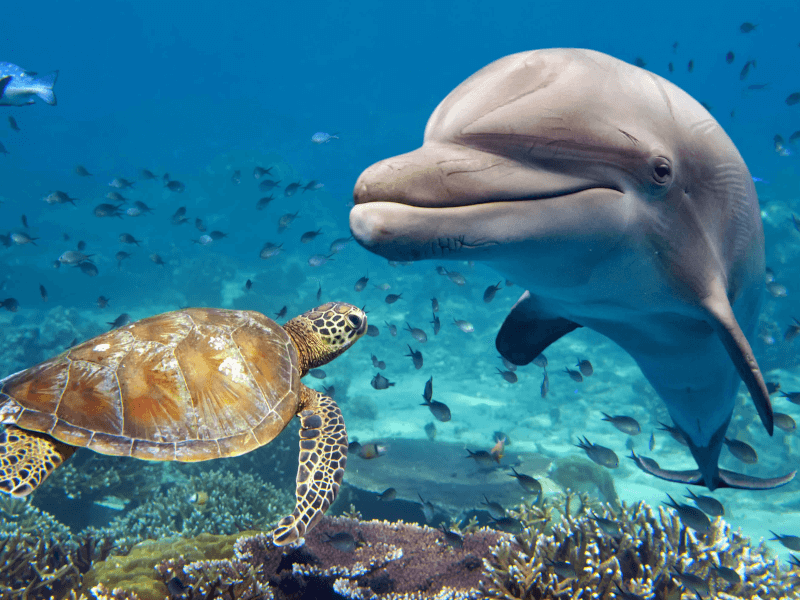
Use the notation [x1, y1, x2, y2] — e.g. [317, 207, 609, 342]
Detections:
[0, 308, 301, 461]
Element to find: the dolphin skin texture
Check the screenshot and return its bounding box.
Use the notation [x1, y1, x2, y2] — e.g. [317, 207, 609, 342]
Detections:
[349, 48, 794, 491]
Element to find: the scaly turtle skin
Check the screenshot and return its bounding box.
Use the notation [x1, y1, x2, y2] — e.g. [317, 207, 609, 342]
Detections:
[0, 302, 367, 545]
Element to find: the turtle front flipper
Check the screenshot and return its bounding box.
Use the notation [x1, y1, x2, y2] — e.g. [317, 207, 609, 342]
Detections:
[0, 426, 76, 497]
[272, 387, 347, 546]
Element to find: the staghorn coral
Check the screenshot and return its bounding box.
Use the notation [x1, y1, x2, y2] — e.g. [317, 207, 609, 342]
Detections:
[86, 468, 293, 550]
[482, 493, 800, 599]
[0, 493, 73, 543]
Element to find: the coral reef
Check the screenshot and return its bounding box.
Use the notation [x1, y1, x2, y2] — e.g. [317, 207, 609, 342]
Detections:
[0, 493, 74, 543]
[482, 492, 800, 599]
[87, 468, 294, 550]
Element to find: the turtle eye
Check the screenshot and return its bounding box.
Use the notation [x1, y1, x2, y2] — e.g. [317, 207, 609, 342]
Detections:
[347, 314, 362, 329]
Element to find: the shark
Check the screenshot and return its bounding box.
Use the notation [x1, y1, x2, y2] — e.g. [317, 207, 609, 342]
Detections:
[349, 48, 795, 491]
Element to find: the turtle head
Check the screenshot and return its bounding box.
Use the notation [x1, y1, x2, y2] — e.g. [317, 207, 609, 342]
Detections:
[285, 302, 368, 374]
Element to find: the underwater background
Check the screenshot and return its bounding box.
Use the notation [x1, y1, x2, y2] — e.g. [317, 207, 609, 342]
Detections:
[1, 0, 800, 598]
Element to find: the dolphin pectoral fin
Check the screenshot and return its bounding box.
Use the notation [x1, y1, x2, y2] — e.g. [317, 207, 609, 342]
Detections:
[496, 291, 581, 365]
[717, 468, 796, 490]
[702, 287, 773, 435]
[628, 451, 704, 485]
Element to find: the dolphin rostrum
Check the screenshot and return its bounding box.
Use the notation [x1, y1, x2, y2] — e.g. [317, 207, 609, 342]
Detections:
[349, 48, 795, 491]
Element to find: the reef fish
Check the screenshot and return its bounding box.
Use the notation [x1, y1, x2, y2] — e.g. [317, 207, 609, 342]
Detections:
[349, 48, 794, 491]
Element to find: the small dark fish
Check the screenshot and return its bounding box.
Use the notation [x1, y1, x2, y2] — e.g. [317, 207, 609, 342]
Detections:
[165, 180, 185, 192]
[140, 169, 158, 180]
[259, 179, 281, 191]
[38, 284, 47, 302]
[20, 214, 28, 228]
[406, 345, 423, 369]
[43, 190, 77, 206]
[256, 195, 275, 210]
[371, 355, 386, 369]
[483, 281, 502, 303]
[384, 321, 397, 336]
[684, 488, 724, 517]
[245, 279, 252, 291]
[109, 177, 134, 189]
[453, 319, 474, 333]
[106, 191, 127, 203]
[787, 92, 800, 106]
[601, 413, 641, 436]
[230, 170, 241, 185]
[532, 354, 548, 368]
[377, 488, 396, 501]
[366, 324, 380, 337]
[300, 229, 323, 243]
[790, 131, 800, 144]
[322, 385, 335, 398]
[8, 116, 19, 131]
[424, 422, 437, 440]
[466, 449, 496, 470]
[481, 495, 505, 519]
[421, 398, 451, 422]
[709, 566, 741, 585]
[739, 22, 757, 33]
[405, 323, 427, 343]
[784, 317, 800, 342]
[329, 236, 353, 254]
[308, 369, 326, 379]
[725, 51, 735, 64]
[564, 367, 583, 382]
[496, 368, 517, 383]
[633, 57, 646, 68]
[371, 373, 395, 390]
[93, 203, 122, 218]
[445, 269, 466, 286]
[668, 62, 674, 73]
[509, 467, 542, 497]
[541, 369, 549, 398]
[77, 261, 98, 276]
[385, 293, 403, 304]
[590, 514, 621, 536]
[658, 421, 689, 446]
[115, 251, 132, 268]
[769, 531, 800, 551]
[687, 60, 694, 73]
[308, 253, 334, 267]
[303, 180, 324, 192]
[774, 412, 797, 432]
[108, 313, 131, 330]
[671, 567, 709, 596]
[575, 436, 619, 468]
[422, 377, 433, 402]
[284, 182, 302, 197]
[723, 437, 758, 463]
[439, 525, 463, 549]
[358, 442, 387, 459]
[354, 276, 369, 291]
[780, 391, 800, 405]
[278, 211, 300, 232]
[431, 297, 439, 312]
[259, 242, 283, 259]
[739, 59, 756, 81]
[195, 218, 206, 232]
[649, 431, 656, 451]
[1, 298, 19, 312]
[97, 296, 110, 308]
[208, 231, 227, 241]
[275, 306, 287, 319]
[150, 253, 165, 266]
[576, 358, 593, 376]
[11, 232, 38, 245]
[348, 441, 361, 454]
[418, 493, 435, 522]
[119, 233, 141, 246]
[544, 558, 577, 579]
[664, 494, 711, 533]
[0, 141, 7, 155]
[324, 532, 356, 552]
[491, 516, 522, 534]
[317, 284, 323, 302]
[166, 577, 189, 595]
[253, 166, 271, 179]
[75, 165, 92, 177]
[373, 282, 391, 291]
[431, 312, 440, 335]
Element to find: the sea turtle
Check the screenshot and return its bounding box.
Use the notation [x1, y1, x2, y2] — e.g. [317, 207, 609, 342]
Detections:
[0, 302, 367, 545]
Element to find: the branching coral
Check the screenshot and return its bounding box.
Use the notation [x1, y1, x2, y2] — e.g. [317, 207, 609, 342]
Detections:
[0, 493, 73, 543]
[482, 493, 800, 599]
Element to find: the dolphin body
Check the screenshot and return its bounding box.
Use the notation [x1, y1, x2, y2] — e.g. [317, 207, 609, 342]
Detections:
[349, 48, 795, 491]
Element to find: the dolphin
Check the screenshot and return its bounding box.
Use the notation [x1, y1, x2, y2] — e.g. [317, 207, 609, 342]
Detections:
[349, 48, 795, 491]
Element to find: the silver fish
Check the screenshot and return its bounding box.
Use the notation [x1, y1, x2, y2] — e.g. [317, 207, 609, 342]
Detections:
[0, 63, 58, 106]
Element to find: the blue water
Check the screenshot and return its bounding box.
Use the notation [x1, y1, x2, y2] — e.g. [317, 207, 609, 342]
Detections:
[2, 0, 800, 575]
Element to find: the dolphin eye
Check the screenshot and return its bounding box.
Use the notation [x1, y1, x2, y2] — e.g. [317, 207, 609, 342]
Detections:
[651, 158, 672, 184]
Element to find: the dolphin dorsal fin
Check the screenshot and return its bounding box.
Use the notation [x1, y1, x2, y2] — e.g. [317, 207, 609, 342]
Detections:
[702, 285, 774, 435]
[496, 291, 581, 365]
